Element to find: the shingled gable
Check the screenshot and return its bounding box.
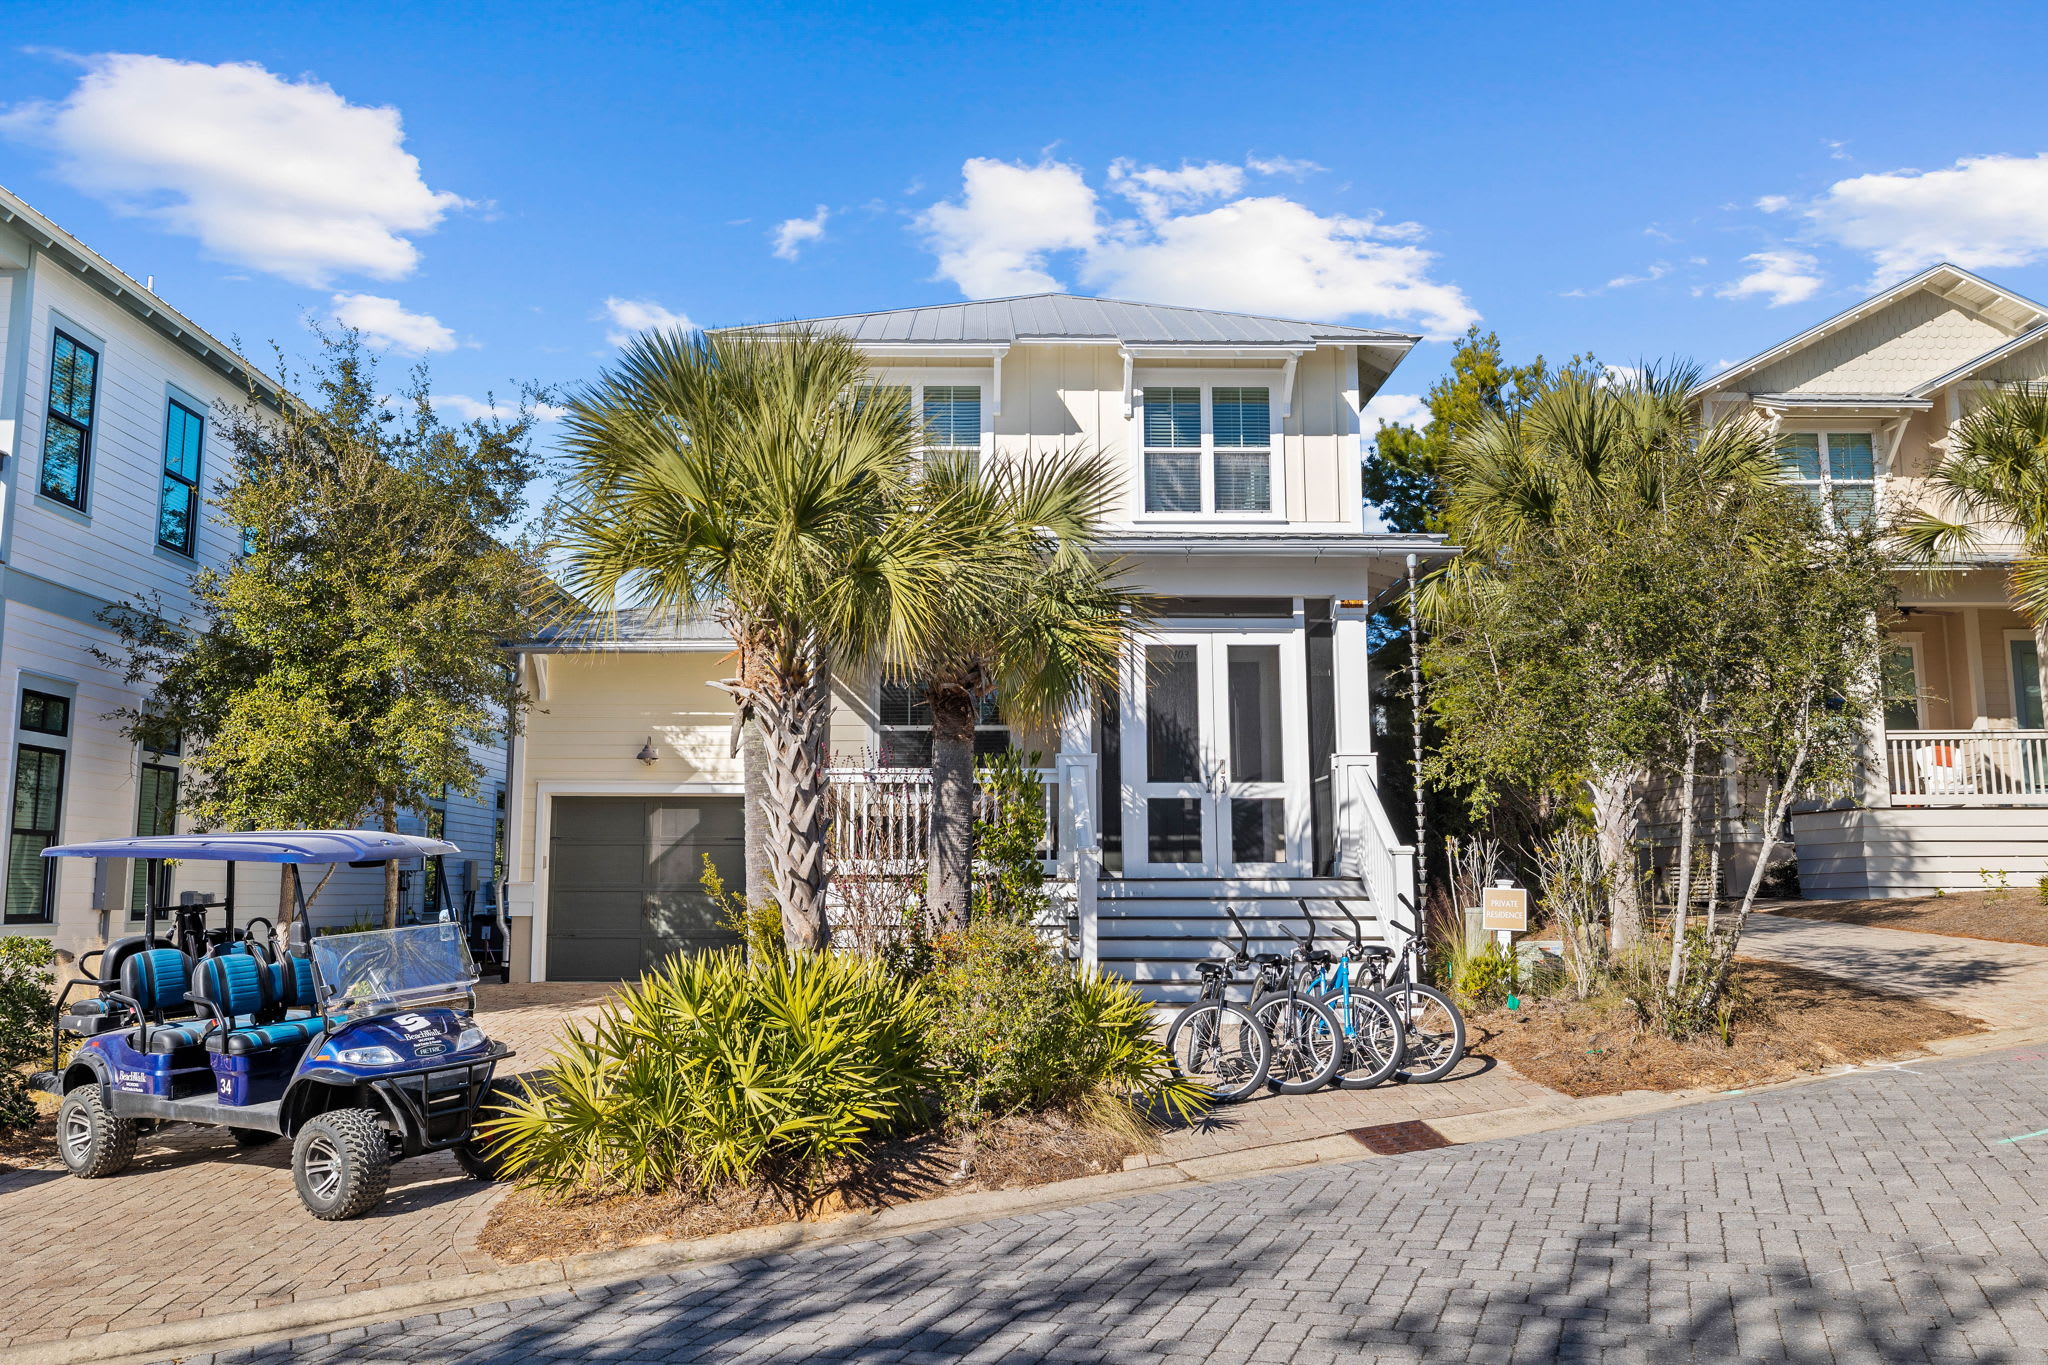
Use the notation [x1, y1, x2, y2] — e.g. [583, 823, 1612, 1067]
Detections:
[1695, 264, 2048, 401]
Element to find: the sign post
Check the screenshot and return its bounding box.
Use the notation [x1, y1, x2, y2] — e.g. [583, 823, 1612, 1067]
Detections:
[1482, 883, 1530, 1011]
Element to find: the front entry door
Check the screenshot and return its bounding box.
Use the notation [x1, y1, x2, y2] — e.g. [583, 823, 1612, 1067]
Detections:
[1123, 632, 1308, 876]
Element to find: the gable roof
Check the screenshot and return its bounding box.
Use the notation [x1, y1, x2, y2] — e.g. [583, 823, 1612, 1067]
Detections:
[1694, 263, 2048, 398]
[714, 293, 1419, 347]
[1910, 323, 2048, 397]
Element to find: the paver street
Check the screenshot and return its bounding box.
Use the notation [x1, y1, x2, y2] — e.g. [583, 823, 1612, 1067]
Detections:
[197, 1043, 2048, 1365]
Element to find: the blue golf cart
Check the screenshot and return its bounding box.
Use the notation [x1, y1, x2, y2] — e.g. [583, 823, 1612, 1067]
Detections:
[29, 830, 513, 1220]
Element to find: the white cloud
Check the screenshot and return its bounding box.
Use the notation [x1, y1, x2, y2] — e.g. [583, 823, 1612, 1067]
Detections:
[915, 158, 1102, 296]
[1363, 393, 1427, 430]
[1755, 194, 1792, 213]
[1716, 251, 1824, 308]
[1602, 364, 1646, 387]
[1245, 154, 1324, 179]
[435, 394, 565, 424]
[1563, 262, 1673, 297]
[771, 205, 829, 261]
[1797, 152, 2048, 283]
[916, 156, 1477, 339]
[1, 54, 463, 286]
[601, 297, 695, 346]
[330, 293, 456, 353]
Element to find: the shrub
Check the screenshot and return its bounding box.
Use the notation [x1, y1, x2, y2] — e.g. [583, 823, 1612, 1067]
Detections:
[700, 854, 783, 962]
[476, 949, 929, 1199]
[0, 938, 54, 1129]
[922, 918, 1204, 1136]
[1453, 938, 1519, 1009]
[971, 750, 1051, 924]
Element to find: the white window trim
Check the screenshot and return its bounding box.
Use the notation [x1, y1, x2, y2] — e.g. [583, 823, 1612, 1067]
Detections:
[1778, 425, 1882, 528]
[2003, 629, 2046, 730]
[1128, 368, 1288, 524]
[863, 367, 994, 465]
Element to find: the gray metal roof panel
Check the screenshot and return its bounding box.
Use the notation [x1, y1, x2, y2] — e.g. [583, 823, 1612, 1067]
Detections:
[717, 293, 1416, 346]
[515, 607, 729, 651]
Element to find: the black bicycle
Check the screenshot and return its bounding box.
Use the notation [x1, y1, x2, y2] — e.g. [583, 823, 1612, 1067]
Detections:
[1360, 893, 1467, 1084]
[1162, 912, 1271, 1103]
[1243, 909, 1346, 1094]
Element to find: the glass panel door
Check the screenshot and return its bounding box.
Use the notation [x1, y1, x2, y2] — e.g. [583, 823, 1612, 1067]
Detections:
[1123, 633, 1307, 876]
[2013, 638, 2044, 729]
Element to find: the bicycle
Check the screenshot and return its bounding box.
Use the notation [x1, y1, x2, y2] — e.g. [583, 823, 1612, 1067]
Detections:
[1358, 893, 1467, 1084]
[1240, 908, 1346, 1095]
[1296, 899, 1406, 1090]
[1162, 911, 1271, 1103]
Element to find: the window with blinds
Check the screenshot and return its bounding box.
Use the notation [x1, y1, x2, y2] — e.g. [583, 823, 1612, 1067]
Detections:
[876, 676, 1008, 767]
[1142, 385, 1272, 515]
[1778, 431, 1876, 529]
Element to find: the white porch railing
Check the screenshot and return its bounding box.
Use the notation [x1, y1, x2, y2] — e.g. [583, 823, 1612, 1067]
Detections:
[1331, 753, 1419, 954]
[1884, 730, 2048, 804]
[825, 767, 1063, 870]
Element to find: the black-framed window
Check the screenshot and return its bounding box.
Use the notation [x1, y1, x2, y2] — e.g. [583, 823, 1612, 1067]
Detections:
[158, 399, 204, 555]
[20, 690, 70, 737]
[7, 745, 65, 923]
[876, 677, 1009, 767]
[39, 331, 99, 509]
[129, 763, 179, 920]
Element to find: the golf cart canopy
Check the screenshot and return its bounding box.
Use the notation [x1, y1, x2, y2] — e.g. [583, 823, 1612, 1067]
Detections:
[41, 830, 461, 864]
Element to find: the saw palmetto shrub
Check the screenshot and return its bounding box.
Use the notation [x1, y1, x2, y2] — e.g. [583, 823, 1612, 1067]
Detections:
[923, 918, 1205, 1139]
[0, 937, 54, 1129]
[477, 949, 930, 1199]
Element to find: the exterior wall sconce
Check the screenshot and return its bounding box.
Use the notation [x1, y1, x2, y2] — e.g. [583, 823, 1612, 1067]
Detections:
[636, 738, 659, 765]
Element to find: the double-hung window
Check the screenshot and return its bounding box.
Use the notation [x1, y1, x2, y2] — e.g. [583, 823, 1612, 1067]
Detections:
[159, 399, 205, 556]
[1778, 431, 1876, 529]
[857, 381, 984, 473]
[130, 761, 179, 919]
[1142, 385, 1273, 515]
[876, 677, 1009, 767]
[7, 690, 72, 924]
[39, 332, 99, 509]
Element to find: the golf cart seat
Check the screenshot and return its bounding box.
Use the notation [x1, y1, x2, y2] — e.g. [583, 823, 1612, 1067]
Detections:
[179, 953, 330, 1056]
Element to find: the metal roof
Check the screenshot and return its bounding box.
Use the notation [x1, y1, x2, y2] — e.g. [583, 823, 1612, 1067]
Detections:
[514, 606, 730, 652]
[42, 831, 460, 864]
[715, 293, 1419, 347]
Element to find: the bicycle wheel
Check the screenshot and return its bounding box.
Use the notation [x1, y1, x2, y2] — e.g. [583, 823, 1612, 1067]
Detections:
[1165, 1002, 1271, 1103]
[1319, 987, 1406, 1090]
[1253, 994, 1345, 1094]
[1383, 983, 1467, 1083]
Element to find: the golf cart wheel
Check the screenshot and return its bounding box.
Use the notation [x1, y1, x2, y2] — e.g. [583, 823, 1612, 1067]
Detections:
[291, 1109, 390, 1220]
[453, 1134, 506, 1181]
[230, 1126, 280, 1148]
[57, 1087, 138, 1178]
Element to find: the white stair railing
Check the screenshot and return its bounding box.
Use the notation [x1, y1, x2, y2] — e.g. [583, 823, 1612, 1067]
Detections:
[1331, 753, 1419, 955]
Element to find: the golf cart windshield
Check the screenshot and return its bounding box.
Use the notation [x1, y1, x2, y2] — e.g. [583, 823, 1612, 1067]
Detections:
[311, 923, 478, 1014]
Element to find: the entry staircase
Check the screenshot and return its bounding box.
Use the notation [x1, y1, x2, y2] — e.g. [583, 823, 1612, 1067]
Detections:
[1094, 876, 1416, 1005]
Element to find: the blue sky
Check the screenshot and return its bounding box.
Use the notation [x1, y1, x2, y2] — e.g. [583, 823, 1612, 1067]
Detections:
[7, 0, 2048, 440]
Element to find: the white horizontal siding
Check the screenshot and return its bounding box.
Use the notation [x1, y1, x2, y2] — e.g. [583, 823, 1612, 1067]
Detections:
[1791, 806, 2048, 897]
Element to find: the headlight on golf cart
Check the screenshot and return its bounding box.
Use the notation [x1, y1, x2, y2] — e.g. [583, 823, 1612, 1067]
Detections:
[330, 1045, 404, 1067]
[456, 1026, 485, 1053]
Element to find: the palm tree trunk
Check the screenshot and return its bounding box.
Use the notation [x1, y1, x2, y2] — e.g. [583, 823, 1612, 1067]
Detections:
[743, 721, 772, 906]
[748, 640, 835, 952]
[926, 688, 979, 934]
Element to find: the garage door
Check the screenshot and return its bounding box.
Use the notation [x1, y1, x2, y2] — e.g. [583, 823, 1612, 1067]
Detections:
[546, 796, 745, 980]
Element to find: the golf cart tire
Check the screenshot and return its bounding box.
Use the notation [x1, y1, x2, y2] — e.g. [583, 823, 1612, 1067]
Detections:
[230, 1126, 281, 1148]
[453, 1135, 505, 1181]
[292, 1109, 390, 1220]
[57, 1087, 138, 1179]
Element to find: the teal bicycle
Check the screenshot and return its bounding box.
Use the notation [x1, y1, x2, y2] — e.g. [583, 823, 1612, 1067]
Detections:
[1291, 901, 1406, 1089]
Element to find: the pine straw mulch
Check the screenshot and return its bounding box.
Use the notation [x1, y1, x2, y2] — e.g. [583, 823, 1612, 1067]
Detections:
[476, 1111, 1136, 1265]
[1766, 889, 2048, 948]
[1469, 957, 1982, 1098]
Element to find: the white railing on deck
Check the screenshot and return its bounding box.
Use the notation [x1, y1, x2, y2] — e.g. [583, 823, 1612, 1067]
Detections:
[1885, 730, 2048, 804]
[826, 767, 1061, 871]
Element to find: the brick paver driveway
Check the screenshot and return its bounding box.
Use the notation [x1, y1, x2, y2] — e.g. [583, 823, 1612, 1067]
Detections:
[209, 1044, 2048, 1365]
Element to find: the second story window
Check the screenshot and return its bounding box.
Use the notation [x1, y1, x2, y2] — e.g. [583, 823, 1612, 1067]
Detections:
[1778, 431, 1875, 529]
[158, 399, 205, 556]
[1143, 385, 1273, 515]
[39, 331, 99, 509]
[857, 381, 985, 471]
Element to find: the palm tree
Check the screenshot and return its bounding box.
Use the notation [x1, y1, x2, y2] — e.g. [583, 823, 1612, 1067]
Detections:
[1432, 367, 1783, 949]
[556, 328, 983, 951]
[1897, 383, 2048, 675]
[899, 451, 1143, 932]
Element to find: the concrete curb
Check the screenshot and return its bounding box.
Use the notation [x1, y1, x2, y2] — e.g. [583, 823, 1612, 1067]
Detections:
[24, 1024, 2047, 1365]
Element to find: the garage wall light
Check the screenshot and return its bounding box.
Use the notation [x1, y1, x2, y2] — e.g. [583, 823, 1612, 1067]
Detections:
[636, 737, 659, 765]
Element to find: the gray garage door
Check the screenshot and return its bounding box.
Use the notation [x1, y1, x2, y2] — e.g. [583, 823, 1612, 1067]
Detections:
[546, 796, 745, 980]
